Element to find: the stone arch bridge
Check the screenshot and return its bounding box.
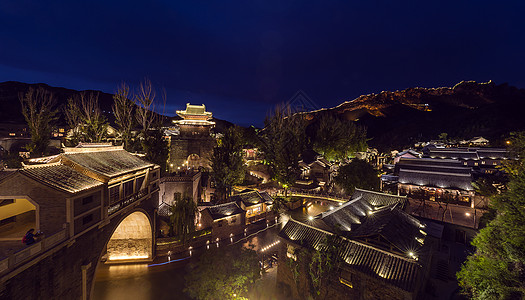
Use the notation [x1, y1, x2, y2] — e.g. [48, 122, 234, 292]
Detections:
[0, 201, 156, 300]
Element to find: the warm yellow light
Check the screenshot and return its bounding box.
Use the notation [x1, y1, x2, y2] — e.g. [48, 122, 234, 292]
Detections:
[108, 255, 149, 261]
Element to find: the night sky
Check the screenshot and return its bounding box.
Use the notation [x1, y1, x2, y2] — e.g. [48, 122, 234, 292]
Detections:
[1, 1, 524, 126]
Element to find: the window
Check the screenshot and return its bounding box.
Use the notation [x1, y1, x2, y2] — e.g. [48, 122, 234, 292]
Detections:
[82, 214, 93, 225]
[123, 180, 134, 197]
[82, 196, 93, 205]
[218, 220, 223, 227]
[109, 185, 120, 204]
[0, 199, 15, 207]
[136, 176, 145, 191]
[231, 217, 237, 224]
[339, 270, 354, 288]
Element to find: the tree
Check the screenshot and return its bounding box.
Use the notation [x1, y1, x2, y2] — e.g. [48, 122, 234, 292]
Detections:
[259, 104, 307, 196]
[334, 159, 379, 195]
[185, 245, 260, 300]
[112, 83, 135, 150]
[211, 126, 245, 202]
[19, 87, 58, 156]
[169, 194, 198, 245]
[308, 235, 344, 298]
[142, 128, 169, 173]
[134, 78, 157, 137]
[133, 79, 169, 172]
[311, 113, 367, 161]
[500, 131, 525, 176]
[65, 92, 108, 143]
[457, 131, 525, 299]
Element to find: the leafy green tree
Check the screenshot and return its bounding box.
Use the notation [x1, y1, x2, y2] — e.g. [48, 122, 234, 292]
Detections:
[457, 131, 525, 299]
[19, 87, 58, 156]
[211, 126, 245, 202]
[308, 235, 344, 298]
[457, 171, 525, 299]
[311, 113, 367, 161]
[185, 245, 260, 300]
[259, 104, 307, 196]
[334, 159, 379, 195]
[500, 131, 525, 176]
[169, 194, 197, 244]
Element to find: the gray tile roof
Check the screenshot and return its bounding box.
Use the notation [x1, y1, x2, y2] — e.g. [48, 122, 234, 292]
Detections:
[230, 190, 265, 207]
[20, 163, 103, 193]
[349, 205, 426, 253]
[0, 170, 16, 182]
[316, 197, 371, 233]
[279, 219, 422, 292]
[351, 189, 407, 207]
[60, 149, 154, 178]
[398, 169, 473, 191]
[203, 202, 244, 220]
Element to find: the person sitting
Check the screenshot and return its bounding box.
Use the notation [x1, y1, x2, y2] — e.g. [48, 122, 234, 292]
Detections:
[22, 229, 36, 245]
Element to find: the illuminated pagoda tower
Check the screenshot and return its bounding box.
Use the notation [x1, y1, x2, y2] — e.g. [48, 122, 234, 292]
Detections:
[167, 103, 215, 172]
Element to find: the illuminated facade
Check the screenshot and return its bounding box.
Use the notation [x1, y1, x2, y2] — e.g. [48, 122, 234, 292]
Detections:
[166, 103, 216, 172]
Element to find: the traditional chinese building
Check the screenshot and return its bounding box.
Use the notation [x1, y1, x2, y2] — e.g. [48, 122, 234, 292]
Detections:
[166, 103, 216, 172]
[277, 189, 430, 300]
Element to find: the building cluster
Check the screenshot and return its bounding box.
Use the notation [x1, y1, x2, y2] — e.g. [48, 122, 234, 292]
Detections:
[0, 144, 160, 263]
[198, 190, 274, 239]
[383, 140, 513, 209]
[277, 189, 433, 299]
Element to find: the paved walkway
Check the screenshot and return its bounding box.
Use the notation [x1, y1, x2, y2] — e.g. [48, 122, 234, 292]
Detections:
[406, 199, 483, 229]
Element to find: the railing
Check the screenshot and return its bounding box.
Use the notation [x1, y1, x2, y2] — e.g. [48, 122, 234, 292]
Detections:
[108, 188, 150, 216]
[0, 228, 68, 275]
[277, 190, 348, 202]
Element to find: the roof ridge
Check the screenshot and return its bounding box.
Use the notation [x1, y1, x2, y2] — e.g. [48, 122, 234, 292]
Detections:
[22, 162, 63, 169]
[208, 201, 238, 208]
[288, 218, 419, 263]
[321, 196, 361, 218]
[355, 188, 406, 199]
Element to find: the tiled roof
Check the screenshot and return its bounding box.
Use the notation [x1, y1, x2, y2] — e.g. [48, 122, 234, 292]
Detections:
[349, 205, 426, 253]
[279, 219, 422, 292]
[351, 189, 407, 207]
[397, 157, 463, 168]
[203, 202, 244, 220]
[429, 150, 479, 160]
[20, 163, 103, 193]
[316, 197, 370, 233]
[230, 191, 265, 206]
[259, 191, 274, 203]
[0, 170, 16, 182]
[398, 168, 473, 191]
[59, 149, 154, 178]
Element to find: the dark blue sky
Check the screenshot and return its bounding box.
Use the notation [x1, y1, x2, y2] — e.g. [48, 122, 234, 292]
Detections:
[1, 1, 524, 126]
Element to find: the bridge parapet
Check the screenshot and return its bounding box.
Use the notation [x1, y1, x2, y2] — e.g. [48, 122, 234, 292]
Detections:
[0, 228, 68, 276]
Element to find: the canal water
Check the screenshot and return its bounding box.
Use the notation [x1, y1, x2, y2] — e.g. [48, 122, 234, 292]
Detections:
[93, 202, 329, 300]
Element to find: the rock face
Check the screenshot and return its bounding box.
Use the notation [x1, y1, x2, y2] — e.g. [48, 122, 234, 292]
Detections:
[304, 81, 525, 151]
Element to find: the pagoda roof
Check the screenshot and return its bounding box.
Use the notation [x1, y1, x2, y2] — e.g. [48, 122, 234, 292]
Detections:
[176, 103, 212, 119]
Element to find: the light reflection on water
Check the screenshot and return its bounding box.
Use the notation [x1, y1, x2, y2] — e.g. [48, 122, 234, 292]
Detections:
[93, 201, 329, 300]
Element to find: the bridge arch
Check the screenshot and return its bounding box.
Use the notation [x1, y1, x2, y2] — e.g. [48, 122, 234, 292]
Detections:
[105, 210, 153, 262]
